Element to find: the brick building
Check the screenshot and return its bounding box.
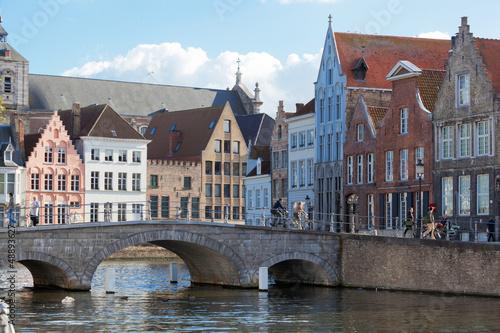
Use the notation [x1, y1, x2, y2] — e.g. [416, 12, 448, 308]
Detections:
[433, 17, 500, 234]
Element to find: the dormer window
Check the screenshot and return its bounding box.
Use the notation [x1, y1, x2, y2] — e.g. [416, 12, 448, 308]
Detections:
[5, 150, 11, 161]
[353, 58, 368, 81]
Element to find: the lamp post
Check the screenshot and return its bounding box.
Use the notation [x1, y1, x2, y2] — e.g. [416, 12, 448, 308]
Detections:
[416, 159, 424, 238]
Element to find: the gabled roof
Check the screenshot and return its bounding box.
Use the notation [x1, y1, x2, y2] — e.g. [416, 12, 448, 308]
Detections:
[367, 105, 388, 130]
[24, 133, 42, 160]
[474, 38, 500, 94]
[0, 126, 23, 167]
[235, 113, 275, 147]
[145, 105, 226, 160]
[334, 32, 450, 89]
[29, 74, 248, 117]
[246, 161, 271, 177]
[417, 69, 446, 112]
[58, 104, 145, 140]
[288, 98, 315, 118]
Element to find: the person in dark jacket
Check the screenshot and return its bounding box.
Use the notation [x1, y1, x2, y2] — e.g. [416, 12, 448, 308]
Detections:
[403, 207, 415, 237]
[487, 218, 496, 242]
[271, 198, 286, 226]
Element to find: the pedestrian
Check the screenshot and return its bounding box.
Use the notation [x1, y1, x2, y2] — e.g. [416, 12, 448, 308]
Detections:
[28, 196, 40, 227]
[293, 201, 307, 230]
[487, 218, 495, 242]
[271, 198, 286, 226]
[422, 206, 436, 239]
[403, 207, 415, 238]
[6, 193, 16, 227]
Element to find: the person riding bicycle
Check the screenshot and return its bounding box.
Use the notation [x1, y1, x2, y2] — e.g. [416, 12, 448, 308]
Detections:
[271, 198, 286, 227]
[403, 207, 415, 237]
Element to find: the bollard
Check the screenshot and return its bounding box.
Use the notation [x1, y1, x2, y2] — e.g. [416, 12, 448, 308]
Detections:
[106, 268, 116, 293]
[259, 267, 268, 291]
[170, 262, 178, 283]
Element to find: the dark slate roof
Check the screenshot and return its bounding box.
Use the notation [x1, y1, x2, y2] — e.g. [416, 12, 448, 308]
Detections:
[0, 126, 24, 166]
[58, 104, 145, 140]
[249, 145, 270, 161]
[246, 161, 271, 177]
[24, 133, 42, 160]
[29, 74, 248, 117]
[145, 105, 227, 160]
[235, 113, 275, 147]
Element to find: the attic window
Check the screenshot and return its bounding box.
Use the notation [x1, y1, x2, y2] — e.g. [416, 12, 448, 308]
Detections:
[150, 127, 156, 135]
[5, 151, 11, 161]
[111, 130, 117, 136]
[170, 125, 176, 132]
[209, 120, 215, 129]
[353, 58, 368, 81]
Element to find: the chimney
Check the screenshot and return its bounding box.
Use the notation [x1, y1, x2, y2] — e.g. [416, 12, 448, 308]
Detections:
[71, 102, 81, 140]
[296, 103, 304, 113]
[18, 118, 24, 162]
[168, 131, 181, 156]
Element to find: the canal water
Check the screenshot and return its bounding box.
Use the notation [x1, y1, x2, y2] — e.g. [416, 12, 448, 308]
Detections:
[1, 260, 500, 332]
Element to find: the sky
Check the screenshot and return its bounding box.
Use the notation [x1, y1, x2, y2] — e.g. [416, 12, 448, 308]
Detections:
[1, 0, 499, 117]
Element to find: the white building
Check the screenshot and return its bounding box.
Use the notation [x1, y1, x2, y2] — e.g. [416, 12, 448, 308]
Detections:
[244, 158, 271, 226]
[286, 101, 315, 217]
[60, 103, 150, 222]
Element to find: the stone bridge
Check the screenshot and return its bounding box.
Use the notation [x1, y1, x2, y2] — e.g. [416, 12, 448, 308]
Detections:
[1, 221, 500, 296]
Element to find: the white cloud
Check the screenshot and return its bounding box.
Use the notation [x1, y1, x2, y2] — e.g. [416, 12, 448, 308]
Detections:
[62, 43, 320, 117]
[416, 31, 450, 40]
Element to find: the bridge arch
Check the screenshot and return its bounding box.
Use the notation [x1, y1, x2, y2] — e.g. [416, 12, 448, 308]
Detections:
[82, 229, 250, 288]
[1, 252, 79, 289]
[258, 252, 339, 287]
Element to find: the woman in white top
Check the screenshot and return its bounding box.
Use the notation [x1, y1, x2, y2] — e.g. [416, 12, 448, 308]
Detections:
[29, 196, 40, 227]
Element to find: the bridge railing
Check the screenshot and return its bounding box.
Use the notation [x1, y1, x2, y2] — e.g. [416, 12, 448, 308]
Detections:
[2, 200, 496, 242]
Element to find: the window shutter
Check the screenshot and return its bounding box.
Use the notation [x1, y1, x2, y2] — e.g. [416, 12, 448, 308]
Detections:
[423, 191, 429, 214]
[379, 193, 385, 227]
[392, 192, 399, 226]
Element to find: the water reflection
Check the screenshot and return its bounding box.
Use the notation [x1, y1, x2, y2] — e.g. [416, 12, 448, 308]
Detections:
[1, 260, 500, 332]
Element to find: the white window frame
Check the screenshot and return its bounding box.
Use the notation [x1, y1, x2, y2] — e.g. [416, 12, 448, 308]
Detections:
[400, 149, 408, 181]
[91, 171, 99, 190]
[477, 174, 489, 215]
[459, 175, 470, 216]
[442, 177, 453, 216]
[385, 193, 393, 229]
[357, 124, 363, 142]
[45, 147, 53, 163]
[71, 175, 80, 192]
[347, 156, 353, 185]
[118, 172, 127, 191]
[367, 153, 374, 183]
[385, 151, 393, 182]
[367, 194, 374, 228]
[459, 123, 471, 158]
[477, 121, 489, 156]
[57, 174, 66, 191]
[31, 174, 40, 191]
[57, 147, 66, 164]
[90, 148, 99, 161]
[132, 151, 141, 163]
[291, 161, 298, 188]
[104, 172, 113, 190]
[299, 132, 306, 148]
[357, 155, 363, 184]
[415, 148, 424, 180]
[299, 160, 305, 187]
[307, 159, 314, 186]
[442, 126, 453, 159]
[307, 130, 314, 147]
[399, 193, 407, 228]
[105, 149, 113, 162]
[118, 150, 127, 162]
[400, 108, 408, 134]
[457, 73, 470, 106]
[291, 134, 298, 150]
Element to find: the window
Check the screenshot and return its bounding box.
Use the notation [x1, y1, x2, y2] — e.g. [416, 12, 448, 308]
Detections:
[45, 203, 54, 224]
[89, 203, 98, 222]
[400, 149, 408, 181]
[307, 159, 314, 186]
[132, 173, 141, 191]
[104, 172, 113, 190]
[385, 193, 393, 228]
[91, 148, 99, 161]
[183, 176, 191, 189]
[118, 173, 127, 191]
[224, 184, 230, 198]
[180, 197, 188, 218]
[291, 134, 297, 149]
[415, 148, 424, 180]
[70, 202, 80, 209]
[248, 190, 253, 208]
[282, 178, 287, 197]
[367, 153, 374, 183]
[45, 174, 53, 191]
[205, 183, 212, 197]
[357, 124, 363, 142]
[319, 98, 324, 122]
[58, 175, 66, 191]
[318, 136, 324, 163]
[336, 133, 341, 160]
[299, 160, 305, 187]
[273, 180, 278, 199]
[233, 184, 239, 198]
[150, 175, 158, 187]
[263, 189, 269, 208]
[215, 140, 221, 153]
[255, 190, 261, 208]
[442, 126, 453, 159]
[327, 134, 332, 161]
[400, 108, 408, 134]
[214, 206, 221, 219]
[399, 193, 407, 227]
[367, 194, 374, 228]
[205, 206, 213, 219]
[273, 152, 279, 169]
[71, 175, 80, 192]
[328, 96, 332, 121]
[459, 124, 471, 157]
[233, 141, 240, 154]
[281, 151, 287, 168]
[385, 151, 393, 181]
[233, 207, 240, 220]
[205, 161, 212, 175]
[91, 171, 99, 190]
[45, 147, 53, 163]
[278, 125, 282, 139]
[224, 162, 230, 175]
[242, 163, 247, 177]
[105, 149, 113, 161]
[457, 73, 470, 106]
[214, 184, 221, 198]
[133, 151, 141, 163]
[224, 120, 230, 133]
[442, 177, 453, 216]
[291, 161, 298, 187]
[307, 130, 314, 147]
[6, 174, 13, 195]
[31, 174, 40, 190]
[118, 150, 127, 162]
[233, 162, 240, 176]
[477, 174, 489, 215]
[191, 198, 200, 218]
[459, 175, 470, 215]
[161, 196, 170, 218]
[215, 162, 221, 175]
[299, 132, 306, 148]
[224, 140, 231, 153]
[58, 148, 66, 164]
[336, 92, 341, 120]
[347, 156, 353, 185]
[150, 196, 158, 218]
[477, 121, 489, 156]
[357, 155, 363, 184]
[118, 203, 126, 222]
[4, 77, 11, 93]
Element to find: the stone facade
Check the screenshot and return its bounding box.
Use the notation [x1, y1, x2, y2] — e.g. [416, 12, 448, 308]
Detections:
[433, 17, 500, 233]
[270, 101, 289, 208]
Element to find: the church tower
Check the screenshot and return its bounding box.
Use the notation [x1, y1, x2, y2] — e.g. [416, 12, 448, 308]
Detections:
[231, 59, 263, 114]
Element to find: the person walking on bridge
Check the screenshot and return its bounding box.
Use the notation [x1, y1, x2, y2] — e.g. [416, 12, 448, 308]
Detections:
[6, 193, 16, 227]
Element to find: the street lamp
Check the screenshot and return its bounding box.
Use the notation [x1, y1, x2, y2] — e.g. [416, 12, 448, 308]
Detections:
[416, 159, 424, 238]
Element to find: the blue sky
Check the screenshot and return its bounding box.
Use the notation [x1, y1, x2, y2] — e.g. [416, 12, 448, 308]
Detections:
[1, 0, 499, 116]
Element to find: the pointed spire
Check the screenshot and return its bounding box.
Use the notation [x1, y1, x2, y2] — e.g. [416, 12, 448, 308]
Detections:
[235, 58, 242, 85]
[328, 14, 332, 26]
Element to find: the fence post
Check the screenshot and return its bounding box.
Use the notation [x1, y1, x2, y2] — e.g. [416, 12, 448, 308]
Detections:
[224, 204, 229, 224]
